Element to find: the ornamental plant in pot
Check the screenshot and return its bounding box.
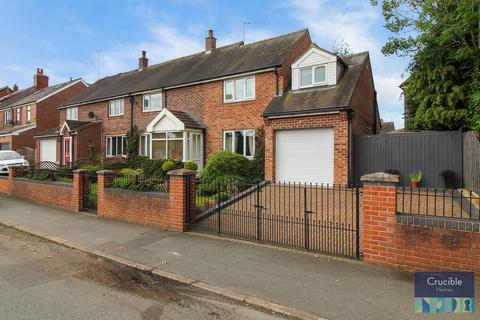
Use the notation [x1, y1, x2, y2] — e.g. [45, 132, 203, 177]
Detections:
[409, 171, 423, 189]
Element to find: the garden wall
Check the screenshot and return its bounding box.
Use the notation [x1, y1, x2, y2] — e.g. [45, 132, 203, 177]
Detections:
[96, 169, 195, 232]
[362, 172, 480, 278]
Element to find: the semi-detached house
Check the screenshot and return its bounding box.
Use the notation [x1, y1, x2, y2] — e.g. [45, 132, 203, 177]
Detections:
[0, 69, 87, 161]
[37, 29, 379, 185]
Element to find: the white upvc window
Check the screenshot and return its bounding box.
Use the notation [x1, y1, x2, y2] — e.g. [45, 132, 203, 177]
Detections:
[26, 105, 31, 123]
[143, 91, 163, 112]
[223, 129, 255, 159]
[3, 109, 12, 126]
[299, 65, 327, 88]
[224, 76, 255, 102]
[15, 107, 21, 124]
[139, 134, 151, 157]
[108, 98, 124, 116]
[66, 107, 78, 120]
[106, 136, 127, 157]
[151, 131, 184, 161]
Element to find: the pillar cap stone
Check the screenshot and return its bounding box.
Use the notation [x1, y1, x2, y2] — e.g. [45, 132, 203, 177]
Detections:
[361, 172, 399, 183]
[167, 169, 197, 176]
[72, 169, 88, 174]
[96, 170, 115, 175]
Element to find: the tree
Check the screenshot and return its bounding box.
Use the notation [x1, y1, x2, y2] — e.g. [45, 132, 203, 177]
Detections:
[125, 126, 141, 163]
[332, 39, 353, 57]
[372, 0, 480, 131]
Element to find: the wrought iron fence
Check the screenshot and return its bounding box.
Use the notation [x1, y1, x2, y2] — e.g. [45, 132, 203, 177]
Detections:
[108, 173, 168, 193]
[14, 167, 74, 183]
[397, 187, 480, 221]
[189, 178, 361, 259]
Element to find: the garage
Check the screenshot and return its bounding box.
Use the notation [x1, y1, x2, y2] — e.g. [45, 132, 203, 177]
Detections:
[39, 139, 57, 163]
[275, 128, 334, 184]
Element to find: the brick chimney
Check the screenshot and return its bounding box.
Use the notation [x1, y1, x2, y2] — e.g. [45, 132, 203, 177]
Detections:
[205, 29, 216, 52]
[139, 50, 148, 70]
[33, 68, 49, 89]
[12, 84, 18, 92]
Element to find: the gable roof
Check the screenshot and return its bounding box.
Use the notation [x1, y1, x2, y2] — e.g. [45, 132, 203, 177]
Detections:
[59, 29, 310, 108]
[263, 52, 370, 117]
[6, 79, 86, 109]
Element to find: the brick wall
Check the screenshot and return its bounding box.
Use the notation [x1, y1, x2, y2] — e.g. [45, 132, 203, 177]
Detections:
[96, 169, 195, 231]
[0, 176, 9, 193]
[363, 175, 480, 277]
[264, 111, 349, 185]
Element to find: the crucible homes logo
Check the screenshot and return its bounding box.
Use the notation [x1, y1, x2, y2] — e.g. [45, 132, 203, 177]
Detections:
[415, 272, 475, 313]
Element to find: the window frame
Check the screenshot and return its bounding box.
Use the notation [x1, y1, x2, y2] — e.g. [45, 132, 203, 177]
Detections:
[105, 136, 127, 157]
[223, 129, 255, 159]
[223, 76, 256, 103]
[139, 134, 151, 157]
[66, 107, 78, 121]
[151, 131, 184, 161]
[298, 65, 328, 88]
[108, 98, 125, 117]
[4, 109, 12, 126]
[15, 107, 21, 124]
[26, 105, 31, 123]
[143, 91, 163, 112]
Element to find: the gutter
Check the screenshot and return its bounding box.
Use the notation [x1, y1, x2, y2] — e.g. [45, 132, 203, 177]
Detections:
[263, 106, 349, 119]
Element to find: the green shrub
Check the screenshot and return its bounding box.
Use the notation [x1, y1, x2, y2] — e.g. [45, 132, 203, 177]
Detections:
[200, 151, 252, 181]
[128, 155, 149, 169]
[25, 171, 55, 181]
[81, 164, 100, 172]
[183, 160, 198, 171]
[141, 159, 166, 177]
[212, 191, 230, 203]
[110, 177, 161, 192]
[120, 168, 144, 176]
[162, 160, 176, 172]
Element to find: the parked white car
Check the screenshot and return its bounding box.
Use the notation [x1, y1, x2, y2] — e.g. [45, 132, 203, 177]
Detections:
[0, 151, 29, 174]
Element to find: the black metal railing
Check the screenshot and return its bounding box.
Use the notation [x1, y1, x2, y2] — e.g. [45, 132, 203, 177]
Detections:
[15, 167, 74, 183]
[397, 187, 480, 221]
[189, 178, 361, 259]
[108, 173, 168, 193]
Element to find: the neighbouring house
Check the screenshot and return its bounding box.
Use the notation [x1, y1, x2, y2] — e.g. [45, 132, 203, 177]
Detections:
[0, 69, 88, 159]
[38, 28, 378, 185]
[380, 120, 395, 133]
[0, 85, 15, 98]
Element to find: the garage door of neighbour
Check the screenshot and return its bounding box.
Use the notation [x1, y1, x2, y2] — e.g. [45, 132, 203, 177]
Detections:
[276, 128, 334, 184]
[40, 139, 57, 162]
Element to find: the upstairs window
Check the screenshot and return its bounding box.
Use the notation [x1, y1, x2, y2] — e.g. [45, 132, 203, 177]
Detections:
[3, 110, 11, 126]
[224, 76, 255, 102]
[108, 98, 124, 116]
[143, 92, 163, 112]
[299, 65, 327, 88]
[66, 107, 78, 120]
[223, 130, 255, 158]
[15, 108, 21, 124]
[26, 106, 31, 123]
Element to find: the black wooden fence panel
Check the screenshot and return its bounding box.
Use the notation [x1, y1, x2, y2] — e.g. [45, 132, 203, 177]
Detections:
[463, 132, 480, 194]
[354, 131, 463, 188]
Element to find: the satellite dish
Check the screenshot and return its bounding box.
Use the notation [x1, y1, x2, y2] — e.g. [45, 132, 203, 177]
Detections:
[88, 111, 95, 119]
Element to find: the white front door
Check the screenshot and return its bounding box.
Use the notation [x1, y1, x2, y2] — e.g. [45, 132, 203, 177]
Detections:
[189, 132, 203, 170]
[40, 139, 57, 162]
[275, 128, 334, 184]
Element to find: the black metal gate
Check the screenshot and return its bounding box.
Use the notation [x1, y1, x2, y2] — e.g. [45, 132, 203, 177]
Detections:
[83, 172, 98, 212]
[187, 179, 361, 259]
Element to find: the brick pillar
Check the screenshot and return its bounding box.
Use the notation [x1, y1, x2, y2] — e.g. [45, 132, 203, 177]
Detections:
[168, 169, 197, 232]
[72, 169, 87, 212]
[96, 170, 114, 216]
[361, 172, 399, 267]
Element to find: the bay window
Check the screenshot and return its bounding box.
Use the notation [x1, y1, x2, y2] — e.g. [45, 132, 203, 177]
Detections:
[152, 132, 183, 160]
[66, 107, 78, 120]
[224, 76, 255, 102]
[108, 98, 124, 116]
[223, 130, 255, 158]
[143, 91, 162, 112]
[299, 65, 327, 88]
[106, 136, 126, 157]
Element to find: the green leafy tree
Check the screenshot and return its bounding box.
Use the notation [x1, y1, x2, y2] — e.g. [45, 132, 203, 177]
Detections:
[372, 0, 480, 131]
[125, 126, 141, 164]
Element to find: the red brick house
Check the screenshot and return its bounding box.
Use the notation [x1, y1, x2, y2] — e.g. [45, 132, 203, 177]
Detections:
[0, 69, 88, 160]
[38, 29, 379, 185]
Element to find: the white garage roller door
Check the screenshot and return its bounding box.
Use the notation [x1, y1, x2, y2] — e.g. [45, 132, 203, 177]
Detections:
[40, 139, 57, 162]
[276, 128, 334, 184]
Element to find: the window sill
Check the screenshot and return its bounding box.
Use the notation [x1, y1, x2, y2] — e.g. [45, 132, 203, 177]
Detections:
[142, 108, 163, 113]
[108, 114, 125, 118]
[223, 98, 256, 105]
[298, 82, 328, 89]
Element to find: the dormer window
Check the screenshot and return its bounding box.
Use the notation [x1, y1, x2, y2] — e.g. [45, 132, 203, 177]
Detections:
[299, 65, 327, 88]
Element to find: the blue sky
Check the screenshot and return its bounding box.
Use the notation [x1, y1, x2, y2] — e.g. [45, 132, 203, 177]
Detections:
[0, 0, 409, 128]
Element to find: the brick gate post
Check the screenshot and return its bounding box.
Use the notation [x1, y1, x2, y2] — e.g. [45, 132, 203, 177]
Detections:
[361, 172, 399, 267]
[168, 169, 197, 232]
[96, 170, 114, 216]
[72, 169, 87, 212]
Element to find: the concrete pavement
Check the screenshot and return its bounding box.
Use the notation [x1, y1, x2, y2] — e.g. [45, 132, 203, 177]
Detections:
[0, 195, 478, 319]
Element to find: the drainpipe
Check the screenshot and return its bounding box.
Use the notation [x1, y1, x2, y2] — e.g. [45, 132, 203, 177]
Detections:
[348, 111, 354, 186]
[274, 67, 279, 96]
